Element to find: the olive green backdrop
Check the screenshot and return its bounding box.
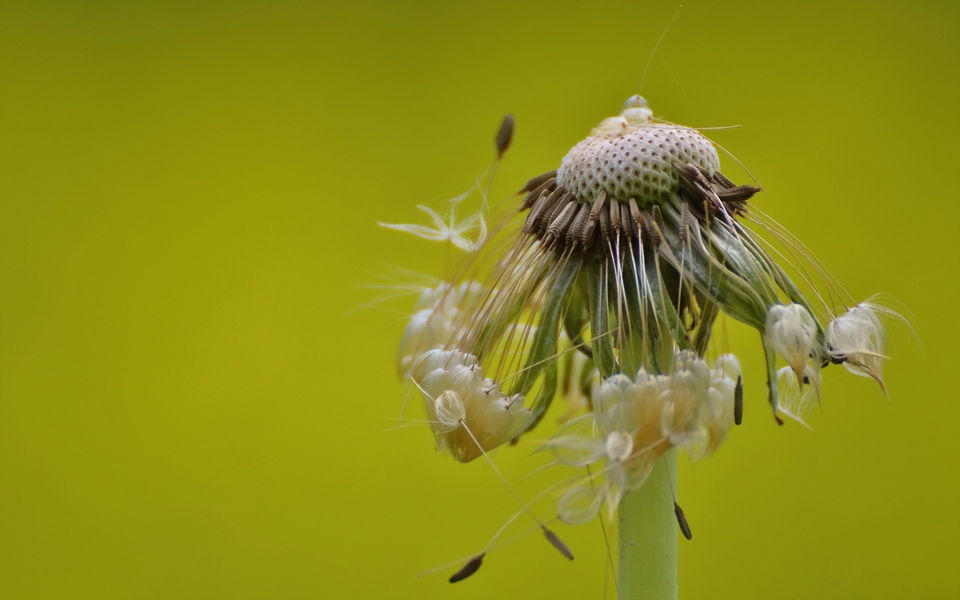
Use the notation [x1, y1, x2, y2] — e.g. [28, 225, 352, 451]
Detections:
[1, 1, 957, 598]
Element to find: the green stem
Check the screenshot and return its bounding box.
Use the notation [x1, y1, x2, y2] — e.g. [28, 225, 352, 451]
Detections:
[618, 450, 678, 600]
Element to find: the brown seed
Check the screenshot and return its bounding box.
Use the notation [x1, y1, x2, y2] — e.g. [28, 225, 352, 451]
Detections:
[449, 554, 485, 583]
[520, 170, 557, 196]
[674, 502, 693, 540]
[734, 375, 743, 425]
[542, 527, 575, 561]
[546, 201, 579, 242]
[496, 114, 515, 159]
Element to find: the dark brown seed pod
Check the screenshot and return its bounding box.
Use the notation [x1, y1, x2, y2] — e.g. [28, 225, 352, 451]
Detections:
[734, 375, 743, 425]
[542, 527, 575, 560]
[496, 113, 514, 159]
[674, 502, 693, 540]
[449, 553, 485, 583]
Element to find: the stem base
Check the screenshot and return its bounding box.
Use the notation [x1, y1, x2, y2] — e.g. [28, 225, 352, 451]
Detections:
[617, 450, 678, 600]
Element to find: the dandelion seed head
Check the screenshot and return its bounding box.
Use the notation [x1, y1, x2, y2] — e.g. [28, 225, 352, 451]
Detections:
[556, 97, 719, 205]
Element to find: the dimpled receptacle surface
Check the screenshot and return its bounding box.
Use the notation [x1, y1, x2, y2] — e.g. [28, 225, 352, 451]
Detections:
[556, 125, 720, 204]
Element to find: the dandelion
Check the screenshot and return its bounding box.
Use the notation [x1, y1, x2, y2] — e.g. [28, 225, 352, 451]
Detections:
[379, 193, 487, 252]
[385, 96, 893, 596]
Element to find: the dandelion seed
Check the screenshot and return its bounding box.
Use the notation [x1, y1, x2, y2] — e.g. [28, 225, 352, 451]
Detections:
[542, 527, 575, 561]
[449, 554, 485, 583]
[674, 502, 693, 540]
[496, 113, 515, 159]
[764, 303, 818, 383]
[379, 197, 487, 252]
[734, 375, 744, 425]
[775, 365, 820, 428]
[826, 302, 887, 387]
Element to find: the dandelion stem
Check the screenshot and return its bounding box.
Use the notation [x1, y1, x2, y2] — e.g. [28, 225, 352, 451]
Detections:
[618, 450, 678, 600]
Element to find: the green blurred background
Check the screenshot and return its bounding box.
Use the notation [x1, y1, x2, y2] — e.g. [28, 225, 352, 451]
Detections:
[1, 0, 958, 598]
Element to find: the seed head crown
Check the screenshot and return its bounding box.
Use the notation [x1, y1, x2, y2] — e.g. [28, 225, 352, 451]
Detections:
[556, 96, 719, 205]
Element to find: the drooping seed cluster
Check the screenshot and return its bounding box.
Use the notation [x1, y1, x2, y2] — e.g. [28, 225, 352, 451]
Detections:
[549, 350, 742, 524]
[412, 349, 533, 463]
